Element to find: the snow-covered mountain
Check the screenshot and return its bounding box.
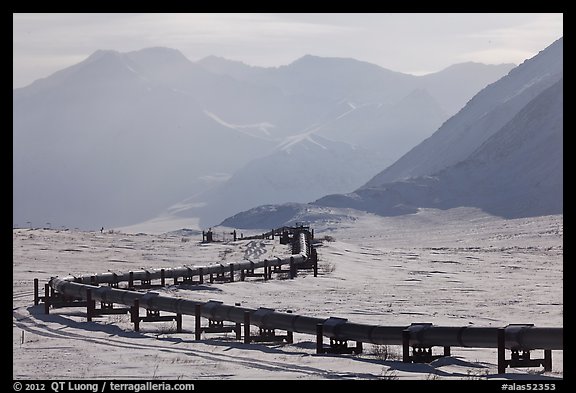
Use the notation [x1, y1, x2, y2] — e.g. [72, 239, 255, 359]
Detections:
[221, 38, 563, 229]
[197, 55, 515, 165]
[363, 38, 563, 187]
[13, 47, 513, 230]
[140, 134, 386, 229]
[316, 78, 563, 218]
[13, 48, 275, 229]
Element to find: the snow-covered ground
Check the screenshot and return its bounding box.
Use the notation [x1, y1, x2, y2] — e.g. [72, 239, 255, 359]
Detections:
[13, 208, 563, 380]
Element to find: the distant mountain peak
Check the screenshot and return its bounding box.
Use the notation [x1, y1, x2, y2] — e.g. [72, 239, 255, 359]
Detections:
[88, 49, 121, 57]
[289, 54, 371, 67]
[127, 46, 187, 59]
[14, 41, 521, 231]
[124, 47, 192, 67]
[84, 49, 122, 63]
[198, 55, 250, 66]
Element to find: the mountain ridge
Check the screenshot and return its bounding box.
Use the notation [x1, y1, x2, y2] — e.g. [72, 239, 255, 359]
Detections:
[13, 46, 517, 230]
[220, 38, 563, 229]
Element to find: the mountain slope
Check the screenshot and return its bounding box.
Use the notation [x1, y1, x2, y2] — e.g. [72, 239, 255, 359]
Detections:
[197, 55, 515, 116]
[135, 134, 386, 229]
[13, 48, 514, 231]
[419, 62, 516, 115]
[363, 37, 562, 187]
[13, 49, 274, 229]
[220, 38, 563, 229]
[316, 78, 562, 218]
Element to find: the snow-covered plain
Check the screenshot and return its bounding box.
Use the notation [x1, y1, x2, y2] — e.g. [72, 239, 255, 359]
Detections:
[13, 208, 563, 380]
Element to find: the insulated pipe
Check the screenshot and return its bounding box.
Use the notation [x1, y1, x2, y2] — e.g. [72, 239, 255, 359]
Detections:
[49, 277, 562, 350]
[409, 326, 499, 348]
[46, 230, 561, 352]
[68, 253, 308, 286]
[506, 326, 563, 350]
[299, 232, 307, 255]
[337, 322, 406, 345]
[71, 226, 312, 285]
[406, 325, 562, 350]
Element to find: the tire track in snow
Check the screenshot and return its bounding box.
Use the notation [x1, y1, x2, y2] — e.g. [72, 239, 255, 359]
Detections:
[13, 306, 349, 378]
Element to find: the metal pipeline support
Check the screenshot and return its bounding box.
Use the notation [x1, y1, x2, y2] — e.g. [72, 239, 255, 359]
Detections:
[64, 227, 312, 287]
[45, 228, 561, 355]
[65, 253, 308, 287]
[48, 276, 562, 351]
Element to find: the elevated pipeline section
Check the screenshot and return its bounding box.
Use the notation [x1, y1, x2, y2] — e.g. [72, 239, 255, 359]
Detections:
[38, 226, 562, 374]
[49, 278, 562, 351]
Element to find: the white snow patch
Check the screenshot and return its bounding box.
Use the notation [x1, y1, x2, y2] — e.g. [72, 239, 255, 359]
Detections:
[502, 73, 551, 103]
[204, 110, 275, 137]
[277, 133, 328, 153]
[123, 63, 149, 83]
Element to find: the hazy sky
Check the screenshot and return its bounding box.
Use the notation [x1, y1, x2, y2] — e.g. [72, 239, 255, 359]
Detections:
[13, 13, 563, 89]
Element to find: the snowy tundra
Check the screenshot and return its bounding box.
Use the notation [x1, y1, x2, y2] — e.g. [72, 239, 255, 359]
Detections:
[13, 207, 562, 380]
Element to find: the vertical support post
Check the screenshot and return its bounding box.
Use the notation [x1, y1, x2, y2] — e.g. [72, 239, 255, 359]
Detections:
[235, 303, 242, 340]
[543, 350, 552, 372]
[132, 299, 140, 332]
[229, 263, 234, 282]
[176, 314, 182, 333]
[160, 269, 165, 286]
[128, 271, 134, 289]
[86, 289, 93, 322]
[195, 304, 201, 341]
[233, 230, 237, 242]
[316, 323, 324, 354]
[286, 310, 293, 344]
[271, 229, 274, 240]
[199, 268, 204, 284]
[209, 273, 214, 283]
[34, 278, 39, 305]
[44, 284, 50, 314]
[444, 346, 451, 357]
[240, 270, 245, 281]
[402, 329, 411, 363]
[244, 311, 251, 344]
[263, 260, 268, 281]
[498, 328, 506, 374]
[289, 257, 295, 279]
[356, 341, 363, 354]
[313, 249, 318, 277]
